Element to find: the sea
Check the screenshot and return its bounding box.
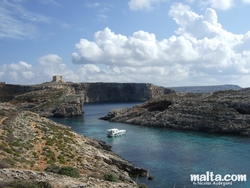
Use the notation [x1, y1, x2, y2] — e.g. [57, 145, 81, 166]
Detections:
[50, 102, 250, 188]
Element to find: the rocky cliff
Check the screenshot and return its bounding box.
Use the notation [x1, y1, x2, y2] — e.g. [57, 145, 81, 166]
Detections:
[0, 102, 146, 187]
[72, 82, 173, 103]
[100, 88, 250, 136]
[0, 82, 173, 117]
[0, 82, 173, 103]
[10, 85, 84, 118]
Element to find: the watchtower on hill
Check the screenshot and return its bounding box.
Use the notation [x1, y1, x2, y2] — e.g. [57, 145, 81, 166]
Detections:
[52, 75, 64, 83]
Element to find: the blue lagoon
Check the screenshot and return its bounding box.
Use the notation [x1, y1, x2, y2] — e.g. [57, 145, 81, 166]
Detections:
[51, 102, 250, 188]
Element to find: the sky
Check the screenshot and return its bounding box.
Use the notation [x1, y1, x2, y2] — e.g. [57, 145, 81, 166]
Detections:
[1, 0, 250, 87]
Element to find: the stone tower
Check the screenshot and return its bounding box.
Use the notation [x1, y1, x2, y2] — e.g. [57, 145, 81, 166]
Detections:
[52, 75, 64, 83]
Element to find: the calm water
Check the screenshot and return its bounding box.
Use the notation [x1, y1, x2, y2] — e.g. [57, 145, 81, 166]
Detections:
[51, 102, 250, 188]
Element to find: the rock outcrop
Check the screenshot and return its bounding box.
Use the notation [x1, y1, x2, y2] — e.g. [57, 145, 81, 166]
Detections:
[100, 88, 250, 136]
[0, 103, 146, 187]
[10, 87, 84, 117]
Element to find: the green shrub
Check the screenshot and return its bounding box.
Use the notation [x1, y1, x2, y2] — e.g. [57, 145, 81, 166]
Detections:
[4, 147, 12, 154]
[58, 166, 80, 178]
[104, 172, 119, 182]
[45, 165, 61, 174]
[0, 180, 52, 188]
[58, 155, 65, 164]
[138, 183, 148, 188]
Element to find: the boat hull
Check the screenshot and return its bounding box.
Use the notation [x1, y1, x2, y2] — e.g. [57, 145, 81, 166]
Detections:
[107, 129, 126, 137]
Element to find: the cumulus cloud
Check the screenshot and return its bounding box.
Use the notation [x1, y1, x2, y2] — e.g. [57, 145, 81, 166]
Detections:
[128, 0, 166, 11]
[169, 3, 223, 38]
[200, 0, 234, 10]
[3, 2, 250, 87]
[71, 3, 250, 87]
[0, 56, 80, 84]
[72, 27, 198, 67]
[39, 54, 62, 66]
[0, 61, 34, 82]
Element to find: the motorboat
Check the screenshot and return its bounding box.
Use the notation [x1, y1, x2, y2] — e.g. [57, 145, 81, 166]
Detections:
[107, 128, 126, 137]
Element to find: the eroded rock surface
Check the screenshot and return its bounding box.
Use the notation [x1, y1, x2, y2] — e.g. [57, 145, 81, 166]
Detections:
[10, 87, 84, 117]
[100, 88, 250, 136]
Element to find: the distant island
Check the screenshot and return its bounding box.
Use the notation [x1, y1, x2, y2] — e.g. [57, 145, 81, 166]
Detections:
[170, 84, 241, 93]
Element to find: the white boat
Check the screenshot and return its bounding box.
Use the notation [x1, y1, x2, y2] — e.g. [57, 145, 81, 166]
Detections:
[107, 128, 126, 137]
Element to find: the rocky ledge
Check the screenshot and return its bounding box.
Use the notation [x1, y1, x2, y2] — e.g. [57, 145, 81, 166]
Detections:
[10, 87, 84, 118]
[100, 88, 250, 136]
[0, 103, 147, 187]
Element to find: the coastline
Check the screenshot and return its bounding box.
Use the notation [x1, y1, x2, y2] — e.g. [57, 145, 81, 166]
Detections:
[0, 102, 147, 187]
[100, 88, 250, 137]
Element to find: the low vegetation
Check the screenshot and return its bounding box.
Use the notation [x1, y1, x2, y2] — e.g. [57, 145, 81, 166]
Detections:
[104, 172, 119, 182]
[0, 180, 52, 188]
[45, 165, 80, 178]
[0, 103, 142, 187]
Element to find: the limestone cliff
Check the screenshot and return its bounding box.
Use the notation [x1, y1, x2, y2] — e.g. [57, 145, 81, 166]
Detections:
[71, 82, 173, 102]
[0, 82, 173, 117]
[100, 88, 250, 136]
[0, 82, 173, 103]
[0, 103, 146, 187]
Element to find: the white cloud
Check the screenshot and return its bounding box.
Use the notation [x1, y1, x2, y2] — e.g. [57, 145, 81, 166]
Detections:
[187, 0, 236, 10]
[0, 64, 7, 80]
[202, 0, 234, 10]
[1, 61, 35, 82]
[169, 3, 226, 38]
[78, 64, 101, 74]
[242, 0, 250, 4]
[0, 0, 52, 39]
[128, 0, 166, 11]
[40, 63, 80, 83]
[71, 4, 250, 87]
[3, 2, 250, 87]
[0, 54, 81, 84]
[39, 54, 62, 66]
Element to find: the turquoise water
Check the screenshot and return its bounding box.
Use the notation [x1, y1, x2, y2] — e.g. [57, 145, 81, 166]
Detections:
[51, 102, 250, 188]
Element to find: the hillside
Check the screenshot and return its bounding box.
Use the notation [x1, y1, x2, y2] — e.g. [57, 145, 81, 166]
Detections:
[100, 88, 250, 136]
[0, 102, 146, 187]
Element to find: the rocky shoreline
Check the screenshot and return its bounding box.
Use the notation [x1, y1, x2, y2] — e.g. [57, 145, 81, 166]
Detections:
[100, 88, 250, 136]
[0, 102, 147, 187]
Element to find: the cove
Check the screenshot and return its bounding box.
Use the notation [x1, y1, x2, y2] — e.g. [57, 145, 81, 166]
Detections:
[51, 102, 250, 188]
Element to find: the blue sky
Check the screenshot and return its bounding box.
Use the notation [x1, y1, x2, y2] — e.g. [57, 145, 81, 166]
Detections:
[1, 0, 250, 87]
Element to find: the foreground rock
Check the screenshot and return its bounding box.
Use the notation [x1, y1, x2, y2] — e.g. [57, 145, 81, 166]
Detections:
[0, 169, 137, 188]
[100, 88, 250, 136]
[0, 103, 146, 187]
